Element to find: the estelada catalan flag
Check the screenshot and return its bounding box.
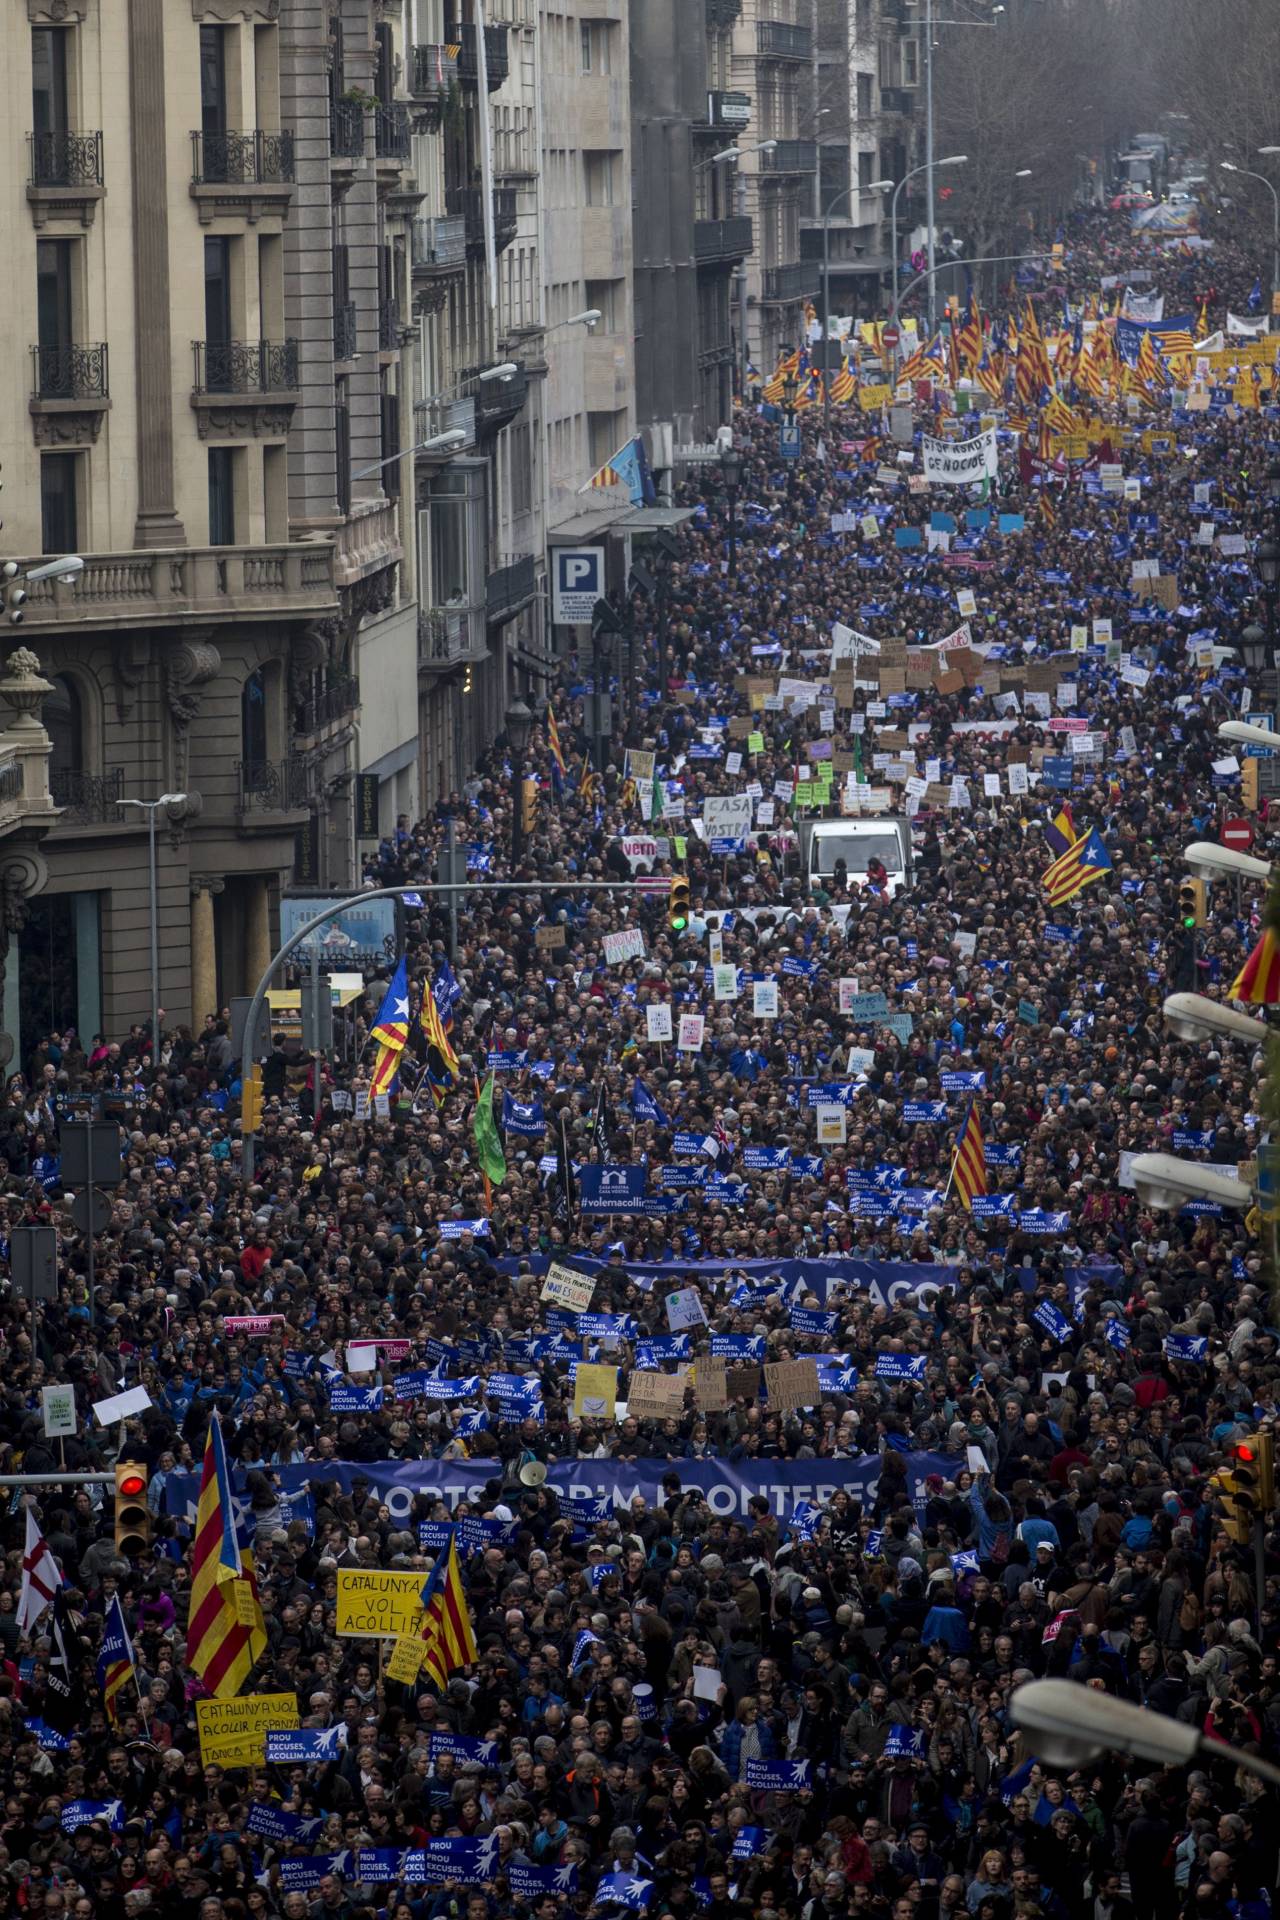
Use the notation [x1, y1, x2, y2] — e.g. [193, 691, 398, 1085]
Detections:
[369, 955, 410, 1098]
[418, 1529, 478, 1687]
[1040, 827, 1112, 908]
[187, 1413, 265, 1698]
[1229, 927, 1280, 1004]
[97, 1593, 136, 1727]
[950, 1101, 987, 1211]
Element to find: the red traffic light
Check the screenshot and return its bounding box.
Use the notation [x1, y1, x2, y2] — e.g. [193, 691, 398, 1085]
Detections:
[1232, 1444, 1257, 1465]
[117, 1472, 146, 1498]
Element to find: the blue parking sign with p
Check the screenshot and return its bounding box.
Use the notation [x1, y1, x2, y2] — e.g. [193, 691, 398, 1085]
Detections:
[552, 546, 605, 624]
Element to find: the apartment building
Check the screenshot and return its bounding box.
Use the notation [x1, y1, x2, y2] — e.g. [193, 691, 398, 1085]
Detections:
[5, 0, 411, 1056]
[729, 0, 820, 375]
[630, 0, 754, 455]
[807, 0, 914, 327]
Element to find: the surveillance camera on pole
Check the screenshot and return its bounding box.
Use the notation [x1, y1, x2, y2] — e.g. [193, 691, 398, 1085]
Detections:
[1128, 1152, 1252, 1212]
[1163, 992, 1268, 1045]
[1183, 839, 1272, 884]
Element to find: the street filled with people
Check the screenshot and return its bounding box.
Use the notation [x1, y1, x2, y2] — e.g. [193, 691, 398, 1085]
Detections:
[7, 197, 1280, 1920]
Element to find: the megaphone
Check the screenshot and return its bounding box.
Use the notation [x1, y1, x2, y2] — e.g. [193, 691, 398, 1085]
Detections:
[518, 1457, 547, 1488]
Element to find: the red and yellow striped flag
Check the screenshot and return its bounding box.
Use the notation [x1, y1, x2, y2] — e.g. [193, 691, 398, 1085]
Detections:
[186, 1414, 265, 1699]
[1230, 928, 1280, 1004]
[419, 1531, 478, 1687]
[950, 1101, 987, 1211]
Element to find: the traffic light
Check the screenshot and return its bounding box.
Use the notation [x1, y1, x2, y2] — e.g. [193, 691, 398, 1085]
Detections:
[1235, 1432, 1276, 1514]
[114, 1461, 151, 1558]
[1228, 1443, 1259, 1544]
[241, 1065, 263, 1132]
[669, 875, 690, 934]
[1178, 877, 1206, 929]
[1243, 758, 1260, 813]
[521, 775, 538, 834]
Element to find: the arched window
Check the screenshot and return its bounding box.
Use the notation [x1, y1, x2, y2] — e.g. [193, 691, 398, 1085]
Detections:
[242, 667, 267, 770]
[44, 674, 83, 779]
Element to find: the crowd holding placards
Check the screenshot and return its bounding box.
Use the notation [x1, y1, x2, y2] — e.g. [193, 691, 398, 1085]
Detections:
[6, 202, 1280, 1920]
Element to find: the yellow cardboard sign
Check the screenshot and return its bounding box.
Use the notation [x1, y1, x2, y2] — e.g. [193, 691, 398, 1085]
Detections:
[196, 1692, 299, 1768]
[336, 1568, 431, 1638]
[859, 382, 892, 411]
[573, 1362, 618, 1420]
[386, 1637, 427, 1685]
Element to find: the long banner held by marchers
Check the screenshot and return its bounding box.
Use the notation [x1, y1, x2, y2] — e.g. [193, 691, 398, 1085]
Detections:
[921, 426, 998, 485]
[494, 1252, 960, 1311]
[167, 1452, 961, 1534]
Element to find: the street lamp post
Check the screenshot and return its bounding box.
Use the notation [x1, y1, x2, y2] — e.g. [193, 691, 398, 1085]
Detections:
[1224, 158, 1280, 311]
[505, 697, 533, 871]
[118, 793, 189, 1064]
[887, 250, 1052, 335]
[820, 179, 893, 437]
[719, 444, 742, 578]
[1239, 622, 1273, 731]
[1258, 536, 1280, 720]
[1012, 1677, 1280, 1791]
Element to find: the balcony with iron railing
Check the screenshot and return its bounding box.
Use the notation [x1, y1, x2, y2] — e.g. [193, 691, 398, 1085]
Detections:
[29, 130, 102, 188]
[756, 18, 811, 59]
[418, 606, 474, 669]
[31, 342, 109, 401]
[236, 757, 312, 814]
[330, 98, 365, 160]
[378, 300, 401, 352]
[447, 184, 518, 256]
[446, 22, 509, 89]
[411, 214, 466, 274]
[410, 43, 459, 101]
[373, 102, 412, 165]
[474, 361, 528, 434]
[334, 302, 358, 362]
[758, 140, 818, 175]
[27, 129, 105, 227]
[694, 215, 754, 265]
[191, 129, 294, 186]
[759, 263, 819, 302]
[192, 339, 300, 395]
[49, 766, 123, 825]
[296, 674, 360, 735]
[414, 393, 476, 457]
[485, 553, 536, 627]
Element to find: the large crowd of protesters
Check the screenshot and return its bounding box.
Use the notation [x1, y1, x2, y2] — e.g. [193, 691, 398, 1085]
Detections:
[3, 196, 1280, 1920]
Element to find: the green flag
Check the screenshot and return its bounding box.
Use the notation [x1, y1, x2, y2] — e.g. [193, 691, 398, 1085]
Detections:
[472, 1072, 507, 1186]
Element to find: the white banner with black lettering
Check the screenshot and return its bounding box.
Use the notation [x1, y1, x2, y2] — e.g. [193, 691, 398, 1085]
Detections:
[920, 427, 998, 486]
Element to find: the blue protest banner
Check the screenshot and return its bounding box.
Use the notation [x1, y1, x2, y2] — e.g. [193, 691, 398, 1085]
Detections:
[579, 1165, 648, 1215]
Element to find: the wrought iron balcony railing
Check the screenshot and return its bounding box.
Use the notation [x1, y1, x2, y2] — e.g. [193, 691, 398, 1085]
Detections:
[31, 342, 109, 401]
[334, 302, 358, 361]
[193, 339, 300, 395]
[29, 129, 103, 188]
[50, 766, 124, 823]
[191, 128, 294, 185]
[236, 757, 312, 812]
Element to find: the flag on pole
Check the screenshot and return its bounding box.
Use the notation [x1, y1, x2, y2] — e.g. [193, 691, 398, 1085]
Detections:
[418, 1531, 478, 1688]
[18, 1509, 62, 1636]
[96, 1594, 136, 1727]
[1229, 927, 1280, 1004]
[186, 1413, 266, 1699]
[369, 957, 411, 1099]
[547, 706, 566, 798]
[421, 976, 460, 1080]
[1040, 828, 1112, 907]
[1044, 804, 1077, 858]
[472, 1072, 507, 1188]
[949, 1101, 988, 1212]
